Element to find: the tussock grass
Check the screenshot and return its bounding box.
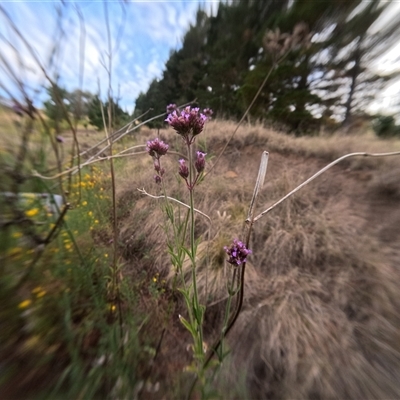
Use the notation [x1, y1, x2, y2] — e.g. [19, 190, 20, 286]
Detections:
[225, 265, 400, 399]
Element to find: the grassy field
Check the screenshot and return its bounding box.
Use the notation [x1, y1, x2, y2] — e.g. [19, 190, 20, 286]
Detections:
[1, 110, 400, 399]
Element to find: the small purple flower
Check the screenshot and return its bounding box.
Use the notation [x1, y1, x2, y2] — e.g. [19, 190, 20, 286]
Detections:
[166, 103, 177, 114]
[224, 239, 252, 266]
[165, 106, 209, 142]
[154, 175, 162, 184]
[146, 138, 169, 159]
[178, 159, 189, 179]
[56, 135, 65, 143]
[203, 108, 213, 119]
[195, 151, 206, 174]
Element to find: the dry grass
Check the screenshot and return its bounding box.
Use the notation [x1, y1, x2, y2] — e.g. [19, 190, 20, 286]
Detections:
[114, 120, 400, 399]
[204, 118, 400, 154]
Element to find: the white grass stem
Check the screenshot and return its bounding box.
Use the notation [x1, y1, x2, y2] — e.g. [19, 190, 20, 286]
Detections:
[252, 150, 400, 223]
[32, 149, 187, 181]
[247, 151, 269, 222]
[138, 188, 211, 222]
[80, 100, 196, 164]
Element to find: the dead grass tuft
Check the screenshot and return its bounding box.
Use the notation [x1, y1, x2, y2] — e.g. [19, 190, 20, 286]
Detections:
[223, 256, 400, 399]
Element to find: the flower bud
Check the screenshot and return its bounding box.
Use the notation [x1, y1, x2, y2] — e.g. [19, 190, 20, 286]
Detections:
[178, 159, 189, 179]
[195, 151, 206, 173]
[154, 175, 162, 184]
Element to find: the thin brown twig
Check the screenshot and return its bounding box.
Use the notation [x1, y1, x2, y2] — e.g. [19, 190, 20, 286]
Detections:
[77, 108, 153, 158]
[32, 148, 188, 181]
[82, 99, 196, 165]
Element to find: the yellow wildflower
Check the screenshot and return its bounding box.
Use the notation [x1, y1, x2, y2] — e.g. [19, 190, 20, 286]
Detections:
[18, 299, 32, 309]
[26, 208, 39, 217]
[82, 201, 88, 206]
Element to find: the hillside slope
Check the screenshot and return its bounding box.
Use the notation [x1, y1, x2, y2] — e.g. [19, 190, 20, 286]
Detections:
[117, 120, 400, 399]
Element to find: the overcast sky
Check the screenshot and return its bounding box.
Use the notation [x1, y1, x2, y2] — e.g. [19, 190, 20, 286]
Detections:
[0, 1, 218, 113]
[0, 0, 399, 115]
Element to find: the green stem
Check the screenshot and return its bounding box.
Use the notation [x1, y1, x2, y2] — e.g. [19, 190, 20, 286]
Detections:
[219, 269, 237, 359]
[188, 144, 204, 364]
[161, 180, 189, 293]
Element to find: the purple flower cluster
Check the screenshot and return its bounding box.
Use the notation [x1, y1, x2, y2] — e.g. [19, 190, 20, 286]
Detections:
[146, 138, 169, 159]
[165, 106, 209, 144]
[146, 138, 169, 184]
[224, 239, 252, 266]
[151, 105, 212, 190]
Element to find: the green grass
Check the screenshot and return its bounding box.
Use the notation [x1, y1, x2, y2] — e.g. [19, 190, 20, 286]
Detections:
[0, 150, 147, 398]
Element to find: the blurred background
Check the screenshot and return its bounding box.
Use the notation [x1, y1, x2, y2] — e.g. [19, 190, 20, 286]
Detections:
[1, 1, 400, 399]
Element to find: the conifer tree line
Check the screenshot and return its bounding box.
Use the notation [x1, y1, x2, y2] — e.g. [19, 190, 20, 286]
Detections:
[134, 0, 400, 133]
